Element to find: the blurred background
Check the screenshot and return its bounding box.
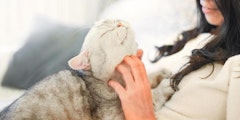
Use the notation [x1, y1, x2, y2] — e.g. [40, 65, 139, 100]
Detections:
[0, 0, 196, 110]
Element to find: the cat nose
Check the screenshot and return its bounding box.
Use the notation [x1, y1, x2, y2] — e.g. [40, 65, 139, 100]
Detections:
[117, 23, 123, 27]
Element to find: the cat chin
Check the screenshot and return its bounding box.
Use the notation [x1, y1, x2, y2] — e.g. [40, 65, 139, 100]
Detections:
[73, 69, 119, 100]
[97, 85, 119, 101]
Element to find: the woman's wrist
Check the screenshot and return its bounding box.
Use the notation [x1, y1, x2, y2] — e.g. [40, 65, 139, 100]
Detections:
[125, 110, 156, 120]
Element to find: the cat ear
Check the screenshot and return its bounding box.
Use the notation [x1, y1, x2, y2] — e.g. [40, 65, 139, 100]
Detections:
[68, 50, 91, 70]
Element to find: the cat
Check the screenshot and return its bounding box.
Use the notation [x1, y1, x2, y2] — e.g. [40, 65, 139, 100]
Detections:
[0, 19, 174, 120]
[0, 19, 137, 120]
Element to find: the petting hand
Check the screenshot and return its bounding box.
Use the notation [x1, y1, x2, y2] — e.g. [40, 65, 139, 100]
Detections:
[108, 49, 156, 120]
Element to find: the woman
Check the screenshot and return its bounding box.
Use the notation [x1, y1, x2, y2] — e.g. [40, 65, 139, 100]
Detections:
[109, 0, 240, 119]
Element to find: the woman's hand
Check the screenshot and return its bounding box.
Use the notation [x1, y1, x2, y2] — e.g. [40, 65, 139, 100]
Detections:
[108, 49, 156, 120]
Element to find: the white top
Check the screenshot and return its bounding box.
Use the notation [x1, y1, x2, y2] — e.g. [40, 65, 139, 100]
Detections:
[154, 33, 240, 120]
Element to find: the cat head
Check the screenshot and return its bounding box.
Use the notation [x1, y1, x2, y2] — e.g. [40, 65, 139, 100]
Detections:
[68, 19, 138, 81]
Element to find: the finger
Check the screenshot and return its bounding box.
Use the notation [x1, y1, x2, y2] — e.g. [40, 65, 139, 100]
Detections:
[108, 80, 125, 97]
[116, 62, 135, 87]
[123, 56, 144, 81]
[131, 56, 147, 78]
[124, 56, 148, 84]
[136, 49, 143, 59]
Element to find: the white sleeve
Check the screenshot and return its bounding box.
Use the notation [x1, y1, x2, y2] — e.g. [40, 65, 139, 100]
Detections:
[226, 55, 240, 120]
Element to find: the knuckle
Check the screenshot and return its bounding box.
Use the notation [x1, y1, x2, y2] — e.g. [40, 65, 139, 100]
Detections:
[117, 65, 128, 74]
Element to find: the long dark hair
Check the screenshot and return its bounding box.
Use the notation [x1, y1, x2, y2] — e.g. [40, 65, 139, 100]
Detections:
[154, 0, 240, 91]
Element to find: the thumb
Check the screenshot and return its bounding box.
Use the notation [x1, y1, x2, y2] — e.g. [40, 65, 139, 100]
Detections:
[137, 49, 143, 60]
